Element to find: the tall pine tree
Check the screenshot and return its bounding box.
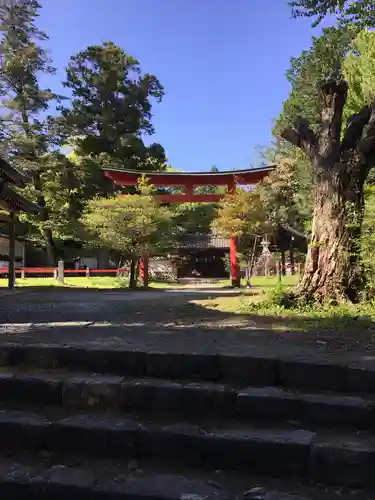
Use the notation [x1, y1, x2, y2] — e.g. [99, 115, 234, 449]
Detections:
[58, 41, 167, 171]
[0, 0, 60, 263]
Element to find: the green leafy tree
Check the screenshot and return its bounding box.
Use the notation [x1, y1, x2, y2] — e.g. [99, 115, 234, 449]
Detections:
[289, 0, 375, 28]
[269, 27, 355, 244]
[361, 184, 375, 294]
[173, 203, 219, 234]
[259, 159, 312, 233]
[343, 30, 375, 119]
[212, 188, 271, 278]
[81, 179, 174, 288]
[275, 25, 356, 133]
[0, 0, 62, 263]
[58, 42, 167, 171]
[341, 30, 375, 288]
[19, 153, 84, 251]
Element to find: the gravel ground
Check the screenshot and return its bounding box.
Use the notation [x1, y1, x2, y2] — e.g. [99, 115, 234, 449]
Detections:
[0, 288, 373, 361]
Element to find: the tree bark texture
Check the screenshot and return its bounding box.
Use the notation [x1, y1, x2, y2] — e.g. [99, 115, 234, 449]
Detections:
[282, 79, 375, 302]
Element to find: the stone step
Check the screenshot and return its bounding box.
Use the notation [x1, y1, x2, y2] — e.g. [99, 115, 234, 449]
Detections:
[0, 457, 236, 499]
[0, 452, 367, 500]
[0, 370, 373, 429]
[0, 408, 372, 488]
[1, 342, 375, 393]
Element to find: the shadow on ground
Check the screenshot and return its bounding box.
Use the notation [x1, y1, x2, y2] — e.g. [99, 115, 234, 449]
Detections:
[0, 287, 374, 355]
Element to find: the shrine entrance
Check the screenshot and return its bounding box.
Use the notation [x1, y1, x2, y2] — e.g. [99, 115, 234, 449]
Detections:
[177, 249, 227, 279]
[103, 166, 274, 287]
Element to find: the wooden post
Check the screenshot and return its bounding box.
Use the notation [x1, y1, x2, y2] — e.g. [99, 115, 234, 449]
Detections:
[290, 237, 295, 275]
[184, 182, 194, 199]
[281, 250, 286, 276]
[8, 212, 16, 290]
[277, 260, 282, 283]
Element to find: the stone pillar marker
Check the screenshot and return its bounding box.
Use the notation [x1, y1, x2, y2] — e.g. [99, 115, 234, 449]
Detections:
[57, 260, 64, 283]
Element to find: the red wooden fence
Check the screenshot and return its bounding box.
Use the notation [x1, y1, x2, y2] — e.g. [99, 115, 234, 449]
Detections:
[0, 267, 128, 276]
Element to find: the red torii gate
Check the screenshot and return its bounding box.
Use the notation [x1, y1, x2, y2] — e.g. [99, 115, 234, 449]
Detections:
[103, 166, 274, 287]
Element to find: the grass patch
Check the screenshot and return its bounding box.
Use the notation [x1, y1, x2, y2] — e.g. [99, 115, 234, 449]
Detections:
[0, 277, 129, 289]
[0, 274, 299, 290]
[195, 277, 375, 348]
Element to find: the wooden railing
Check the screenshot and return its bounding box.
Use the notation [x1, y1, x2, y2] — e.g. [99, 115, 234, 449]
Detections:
[0, 267, 129, 277]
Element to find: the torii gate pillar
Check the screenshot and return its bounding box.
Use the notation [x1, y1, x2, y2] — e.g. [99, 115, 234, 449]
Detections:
[139, 255, 149, 287]
[228, 178, 240, 287]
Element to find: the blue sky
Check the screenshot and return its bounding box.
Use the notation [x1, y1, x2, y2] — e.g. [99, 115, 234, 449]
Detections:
[38, 0, 328, 172]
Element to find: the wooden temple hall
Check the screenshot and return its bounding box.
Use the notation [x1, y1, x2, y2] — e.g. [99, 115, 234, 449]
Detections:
[0, 158, 40, 289]
[103, 166, 275, 286]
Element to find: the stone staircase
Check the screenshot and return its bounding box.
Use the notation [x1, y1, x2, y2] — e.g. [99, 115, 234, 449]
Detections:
[0, 343, 372, 499]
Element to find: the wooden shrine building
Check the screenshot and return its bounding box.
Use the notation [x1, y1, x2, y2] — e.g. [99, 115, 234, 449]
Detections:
[0, 157, 40, 289]
[103, 166, 274, 286]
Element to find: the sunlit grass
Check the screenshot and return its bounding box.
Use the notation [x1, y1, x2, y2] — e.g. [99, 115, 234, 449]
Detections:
[194, 276, 375, 337]
[0, 277, 127, 289]
[0, 273, 300, 290]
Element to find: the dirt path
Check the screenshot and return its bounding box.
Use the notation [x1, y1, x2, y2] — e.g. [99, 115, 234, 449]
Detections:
[0, 286, 372, 364]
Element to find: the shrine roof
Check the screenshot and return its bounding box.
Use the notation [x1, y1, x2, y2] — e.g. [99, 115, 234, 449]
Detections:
[0, 184, 41, 213]
[0, 157, 30, 186]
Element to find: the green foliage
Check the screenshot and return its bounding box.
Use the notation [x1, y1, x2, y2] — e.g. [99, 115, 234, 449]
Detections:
[265, 284, 296, 309]
[212, 188, 271, 264]
[240, 288, 375, 330]
[259, 158, 312, 232]
[268, 25, 368, 247]
[343, 30, 375, 120]
[0, 0, 58, 161]
[275, 25, 356, 133]
[58, 41, 167, 171]
[360, 185, 375, 295]
[0, 2, 167, 263]
[212, 188, 270, 239]
[289, 0, 375, 28]
[81, 180, 175, 261]
[173, 203, 219, 233]
[0, 0, 64, 261]
[269, 27, 356, 241]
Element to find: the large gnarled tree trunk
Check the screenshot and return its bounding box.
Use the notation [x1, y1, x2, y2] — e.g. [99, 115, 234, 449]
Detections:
[282, 79, 375, 302]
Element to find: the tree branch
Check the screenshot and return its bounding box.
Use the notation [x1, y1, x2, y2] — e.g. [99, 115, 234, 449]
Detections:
[341, 106, 371, 152]
[280, 117, 317, 157]
[318, 78, 348, 159]
[358, 103, 375, 156]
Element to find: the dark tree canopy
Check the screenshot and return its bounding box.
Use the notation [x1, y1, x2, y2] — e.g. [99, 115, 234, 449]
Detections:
[289, 0, 375, 27]
[0, 0, 63, 262]
[269, 26, 356, 240]
[276, 25, 357, 133]
[58, 41, 167, 170]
